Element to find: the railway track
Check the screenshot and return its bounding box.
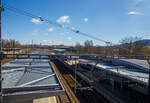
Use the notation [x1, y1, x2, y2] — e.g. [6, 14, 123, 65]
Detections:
[56, 94, 71, 103]
[51, 62, 79, 103]
[52, 59, 109, 103]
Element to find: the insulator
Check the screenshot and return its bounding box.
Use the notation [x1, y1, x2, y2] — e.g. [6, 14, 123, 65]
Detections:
[76, 30, 79, 33]
[39, 16, 44, 21]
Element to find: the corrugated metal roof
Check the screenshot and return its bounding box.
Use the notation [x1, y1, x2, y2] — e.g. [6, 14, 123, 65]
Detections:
[2, 51, 65, 103]
[79, 59, 149, 85]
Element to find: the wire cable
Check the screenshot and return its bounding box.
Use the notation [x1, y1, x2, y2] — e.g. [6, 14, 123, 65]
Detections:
[2, 4, 110, 44]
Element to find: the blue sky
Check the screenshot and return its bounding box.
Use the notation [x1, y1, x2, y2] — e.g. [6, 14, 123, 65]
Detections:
[2, 0, 150, 46]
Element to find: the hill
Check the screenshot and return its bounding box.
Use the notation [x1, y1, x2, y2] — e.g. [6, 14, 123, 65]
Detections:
[136, 39, 150, 46]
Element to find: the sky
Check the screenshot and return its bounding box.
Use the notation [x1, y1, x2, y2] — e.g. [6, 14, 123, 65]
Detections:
[2, 0, 150, 46]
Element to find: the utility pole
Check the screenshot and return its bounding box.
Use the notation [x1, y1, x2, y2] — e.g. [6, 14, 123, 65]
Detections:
[40, 43, 42, 51]
[32, 40, 33, 51]
[0, 0, 2, 102]
[74, 58, 77, 94]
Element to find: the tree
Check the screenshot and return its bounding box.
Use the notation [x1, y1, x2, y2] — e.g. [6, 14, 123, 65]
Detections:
[2, 39, 23, 48]
[74, 40, 103, 54]
[119, 36, 146, 57]
[84, 40, 93, 53]
[75, 42, 84, 54]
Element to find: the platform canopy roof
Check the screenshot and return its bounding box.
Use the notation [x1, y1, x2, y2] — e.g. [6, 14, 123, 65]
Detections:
[2, 51, 65, 103]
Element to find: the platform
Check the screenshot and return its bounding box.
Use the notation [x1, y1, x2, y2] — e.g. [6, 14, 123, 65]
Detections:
[33, 96, 57, 103]
[112, 58, 149, 72]
[79, 59, 149, 85]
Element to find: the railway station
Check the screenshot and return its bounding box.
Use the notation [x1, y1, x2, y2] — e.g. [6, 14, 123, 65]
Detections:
[1, 50, 150, 103]
[63, 57, 149, 103]
[0, 0, 150, 103]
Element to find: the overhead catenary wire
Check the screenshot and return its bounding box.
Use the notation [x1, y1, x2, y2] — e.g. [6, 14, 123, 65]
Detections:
[2, 4, 111, 44]
[2, 4, 150, 103]
[3, 4, 139, 56]
[4, 4, 145, 56]
[3, 4, 149, 58]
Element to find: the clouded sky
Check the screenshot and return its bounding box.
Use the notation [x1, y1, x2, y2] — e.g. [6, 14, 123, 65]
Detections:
[2, 0, 150, 46]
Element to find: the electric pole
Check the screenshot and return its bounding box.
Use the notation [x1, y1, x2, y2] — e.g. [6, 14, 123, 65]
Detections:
[0, 0, 2, 102]
[32, 40, 33, 51]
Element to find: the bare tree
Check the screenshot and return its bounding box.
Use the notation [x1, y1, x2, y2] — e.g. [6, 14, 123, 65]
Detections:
[2, 39, 23, 48]
[84, 40, 93, 53]
[119, 36, 146, 57]
[75, 42, 84, 54]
